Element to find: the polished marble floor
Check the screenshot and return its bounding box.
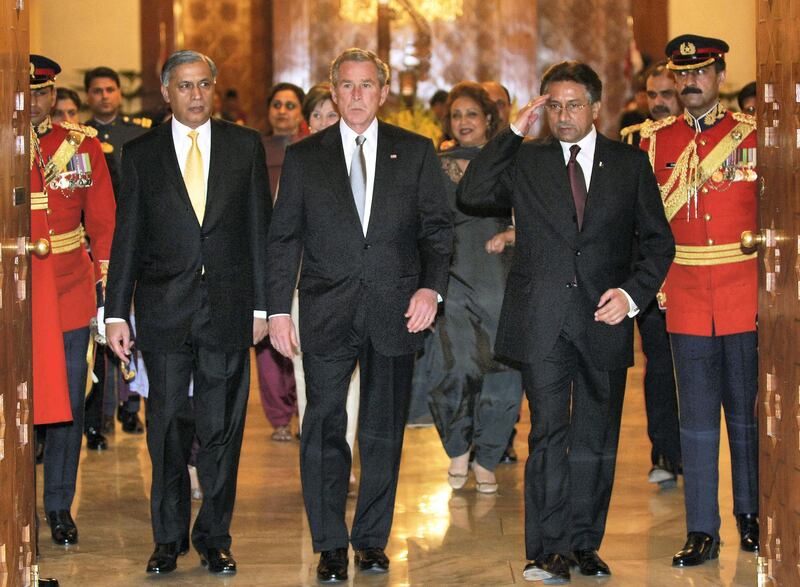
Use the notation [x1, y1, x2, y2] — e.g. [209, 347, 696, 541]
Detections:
[37, 347, 758, 586]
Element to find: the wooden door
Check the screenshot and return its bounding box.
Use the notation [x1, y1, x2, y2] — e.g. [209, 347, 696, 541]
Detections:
[754, 1, 800, 585]
[0, 1, 35, 586]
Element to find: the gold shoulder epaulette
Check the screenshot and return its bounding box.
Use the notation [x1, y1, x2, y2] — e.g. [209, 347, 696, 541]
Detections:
[59, 121, 98, 138]
[101, 142, 114, 154]
[639, 115, 677, 139]
[131, 117, 152, 128]
[620, 122, 644, 138]
[732, 112, 756, 127]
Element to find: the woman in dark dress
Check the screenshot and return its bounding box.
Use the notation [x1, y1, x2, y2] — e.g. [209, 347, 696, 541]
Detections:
[414, 82, 523, 493]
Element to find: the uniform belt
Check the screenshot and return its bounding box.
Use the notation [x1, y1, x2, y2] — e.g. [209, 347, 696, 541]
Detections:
[50, 225, 85, 254]
[31, 191, 48, 211]
[673, 242, 756, 266]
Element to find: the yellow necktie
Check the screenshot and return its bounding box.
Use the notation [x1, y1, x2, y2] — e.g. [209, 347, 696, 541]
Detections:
[184, 130, 205, 224]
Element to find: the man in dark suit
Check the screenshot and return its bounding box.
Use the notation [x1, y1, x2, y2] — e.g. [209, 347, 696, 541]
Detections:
[105, 50, 270, 575]
[267, 48, 453, 583]
[458, 61, 674, 584]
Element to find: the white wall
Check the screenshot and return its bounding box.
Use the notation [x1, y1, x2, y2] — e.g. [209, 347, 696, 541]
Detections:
[30, 0, 142, 113]
[668, 0, 756, 94]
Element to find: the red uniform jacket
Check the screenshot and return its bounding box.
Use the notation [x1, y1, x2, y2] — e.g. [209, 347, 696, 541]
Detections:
[37, 120, 116, 332]
[640, 108, 757, 336]
[30, 126, 69, 424]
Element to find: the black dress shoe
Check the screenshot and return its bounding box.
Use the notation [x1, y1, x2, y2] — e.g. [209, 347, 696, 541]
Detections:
[146, 542, 179, 573]
[59, 510, 78, 543]
[46, 511, 69, 545]
[38, 579, 59, 586]
[101, 414, 115, 435]
[522, 553, 570, 584]
[672, 532, 719, 567]
[200, 547, 237, 574]
[178, 536, 190, 556]
[570, 549, 611, 576]
[737, 513, 759, 552]
[500, 427, 518, 464]
[499, 445, 518, 464]
[354, 547, 389, 573]
[85, 427, 108, 450]
[46, 510, 77, 545]
[317, 548, 348, 583]
[120, 411, 144, 434]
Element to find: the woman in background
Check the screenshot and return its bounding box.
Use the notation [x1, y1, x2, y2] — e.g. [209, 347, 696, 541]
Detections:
[414, 82, 523, 494]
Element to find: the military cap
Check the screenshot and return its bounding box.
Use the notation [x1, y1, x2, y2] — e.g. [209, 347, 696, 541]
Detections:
[665, 35, 729, 71]
[30, 54, 61, 89]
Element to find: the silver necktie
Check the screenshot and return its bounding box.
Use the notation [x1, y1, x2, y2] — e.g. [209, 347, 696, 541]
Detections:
[350, 135, 367, 225]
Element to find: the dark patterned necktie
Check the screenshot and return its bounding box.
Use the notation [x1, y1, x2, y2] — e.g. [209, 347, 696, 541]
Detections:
[350, 135, 367, 225]
[568, 144, 587, 230]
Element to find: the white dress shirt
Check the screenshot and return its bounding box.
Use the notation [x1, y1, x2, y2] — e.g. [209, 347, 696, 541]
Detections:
[508, 123, 638, 317]
[339, 117, 379, 236]
[558, 125, 597, 189]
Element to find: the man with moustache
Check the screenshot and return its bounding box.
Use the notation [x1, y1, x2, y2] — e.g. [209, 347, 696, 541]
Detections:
[105, 50, 270, 575]
[619, 60, 683, 488]
[267, 48, 453, 582]
[459, 61, 674, 583]
[620, 61, 682, 145]
[639, 35, 759, 567]
[29, 54, 117, 544]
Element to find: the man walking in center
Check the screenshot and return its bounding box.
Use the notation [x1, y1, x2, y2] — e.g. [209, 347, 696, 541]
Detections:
[267, 48, 453, 583]
[105, 50, 270, 575]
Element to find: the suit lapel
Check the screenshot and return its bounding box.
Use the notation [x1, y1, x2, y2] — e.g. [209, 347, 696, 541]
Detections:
[365, 122, 396, 238]
[538, 139, 577, 233]
[583, 133, 610, 232]
[204, 119, 227, 227]
[157, 123, 192, 211]
[321, 124, 364, 236]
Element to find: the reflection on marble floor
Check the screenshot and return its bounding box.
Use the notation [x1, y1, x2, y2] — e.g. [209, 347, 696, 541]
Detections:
[37, 349, 757, 586]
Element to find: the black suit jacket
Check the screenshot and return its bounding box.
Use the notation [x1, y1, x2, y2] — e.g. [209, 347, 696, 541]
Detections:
[105, 119, 271, 352]
[458, 128, 674, 370]
[266, 121, 453, 357]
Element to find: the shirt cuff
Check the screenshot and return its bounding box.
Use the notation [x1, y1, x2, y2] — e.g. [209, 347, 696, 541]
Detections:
[618, 288, 639, 318]
[105, 317, 126, 324]
[509, 122, 524, 137]
[254, 310, 267, 319]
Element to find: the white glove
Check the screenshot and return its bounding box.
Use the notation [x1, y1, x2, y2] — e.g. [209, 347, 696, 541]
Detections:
[96, 306, 106, 340]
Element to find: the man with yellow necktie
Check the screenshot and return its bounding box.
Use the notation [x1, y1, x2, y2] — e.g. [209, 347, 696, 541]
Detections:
[104, 50, 271, 575]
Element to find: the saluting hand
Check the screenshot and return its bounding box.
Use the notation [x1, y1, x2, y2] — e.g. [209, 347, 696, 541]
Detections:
[512, 94, 550, 136]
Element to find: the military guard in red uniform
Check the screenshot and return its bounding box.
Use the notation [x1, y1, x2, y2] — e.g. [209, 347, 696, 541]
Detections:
[29, 54, 116, 545]
[639, 35, 759, 567]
